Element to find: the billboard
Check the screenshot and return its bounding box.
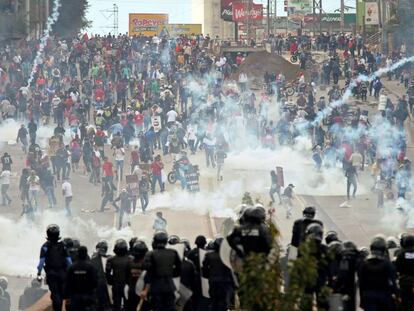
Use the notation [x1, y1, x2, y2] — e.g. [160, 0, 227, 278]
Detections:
[129, 13, 169, 36]
[221, 0, 233, 21]
[365, 2, 379, 25]
[232, 2, 263, 22]
[288, 0, 312, 14]
[158, 24, 202, 37]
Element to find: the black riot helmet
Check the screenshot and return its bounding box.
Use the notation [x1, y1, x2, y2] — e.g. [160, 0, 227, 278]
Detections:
[129, 237, 138, 250]
[328, 241, 344, 258]
[168, 235, 181, 245]
[370, 237, 387, 257]
[401, 234, 414, 249]
[63, 237, 74, 248]
[325, 231, 339, 245]
[46, 224, 60, 242]
[195, 235, 207, 248]
[303, 206, 316, 219]
[239, 204, 252, 225]
[152, 231, 169, 249]
[212, 237, 224, 252]
[96, 240, 109, 256]
[305, 223, 324, 242]
[246, 203, 266, 224]
[343, 240, 357, 252]
[131, 240, 148, 259]
[386, 237, 399, 249]
[113, 239, 128, 256]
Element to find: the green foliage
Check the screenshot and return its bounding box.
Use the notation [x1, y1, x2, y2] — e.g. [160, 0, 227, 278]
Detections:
[52, 0, 90, 37]
[236, 193, 327, 311]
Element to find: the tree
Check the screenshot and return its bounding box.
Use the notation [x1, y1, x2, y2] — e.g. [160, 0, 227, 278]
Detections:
[51, 0, 90, 37]
[236, 192, 329, 311]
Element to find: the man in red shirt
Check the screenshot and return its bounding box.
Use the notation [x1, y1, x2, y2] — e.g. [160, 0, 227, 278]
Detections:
[150, 155, 164, 194]
[130, 146, 140, 173]
[102, 156, 116, 190]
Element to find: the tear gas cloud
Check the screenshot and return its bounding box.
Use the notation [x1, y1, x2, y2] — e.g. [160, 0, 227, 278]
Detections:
[0, 210, 135, 276]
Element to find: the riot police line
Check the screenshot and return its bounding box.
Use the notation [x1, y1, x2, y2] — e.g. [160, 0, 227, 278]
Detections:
[24, 204, 414, 311]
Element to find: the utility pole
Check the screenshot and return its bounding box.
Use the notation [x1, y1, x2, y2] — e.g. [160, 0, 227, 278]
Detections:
[313, 0, 323, 34]
[340, 0, 345, 33]
[100, 3, 118, 35]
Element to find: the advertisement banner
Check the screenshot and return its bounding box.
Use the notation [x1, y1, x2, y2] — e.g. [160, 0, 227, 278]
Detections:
[157, 24, 202, 37]
[232, 2, 263, 22]
[129, 13, 169, 36]
[288, 0, 312, 14]
[221, 0, 233, 21]
[365, 2, 379, 25]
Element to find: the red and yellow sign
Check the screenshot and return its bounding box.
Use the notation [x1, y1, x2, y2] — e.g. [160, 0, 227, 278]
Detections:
[129, 13, 169, 36]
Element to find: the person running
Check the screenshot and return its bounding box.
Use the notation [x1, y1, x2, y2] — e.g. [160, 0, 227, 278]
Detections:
[282, 183, 295, 219]
[269, 170, 282, 205]
[62, 178, 73, 216]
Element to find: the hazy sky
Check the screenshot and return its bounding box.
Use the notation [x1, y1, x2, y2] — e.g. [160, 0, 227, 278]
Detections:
[85, 0, 356, 35]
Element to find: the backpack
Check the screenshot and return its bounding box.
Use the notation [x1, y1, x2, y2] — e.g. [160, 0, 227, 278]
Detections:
[44, 242, 67, 272]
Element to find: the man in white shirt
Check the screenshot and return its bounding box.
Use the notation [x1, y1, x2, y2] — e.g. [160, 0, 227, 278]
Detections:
[0, 169, 11, 206]
[114, 146, 125, 181]
[27, 170, 40, 211]
[166, 109, 178, 126]
[62, 178, 73, 216]
[239, 71, 248, 92]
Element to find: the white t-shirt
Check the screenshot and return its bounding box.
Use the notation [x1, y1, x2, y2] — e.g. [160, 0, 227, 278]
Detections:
[166, 110, 178, 123]
[62, 181, 73, 197]
[28, 175, 40, 191]
[0, 170, 11, 185]
[114, 148, 125, 161]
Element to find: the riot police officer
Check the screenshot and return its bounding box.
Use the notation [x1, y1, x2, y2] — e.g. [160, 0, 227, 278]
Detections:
[126, 240, 149, 311]
[358, 237, 398, 311]
[202, 238, 235, 311]
[91, 241, 111, 311]
[36, 224, 72, 311]
[141, 231, 181, 311]
[227, 204, 273, 258]
[302, 223, 330, 311]
[395, 234, 414, 310]
[64, 246, 98, 310]
[106, 239, 130, 311]
[335, 241, 360, 311]
[291, 206, 323, 252]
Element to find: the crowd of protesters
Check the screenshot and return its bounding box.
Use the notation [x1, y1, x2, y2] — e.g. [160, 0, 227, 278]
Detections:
[0, 25, 414, 310]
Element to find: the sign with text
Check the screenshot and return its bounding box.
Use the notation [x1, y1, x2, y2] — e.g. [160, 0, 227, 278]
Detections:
[129, 13, 169, 36]
[158, 24, 202, 37]
[232, 2, 263, 22]
[221, 0, 234, 21]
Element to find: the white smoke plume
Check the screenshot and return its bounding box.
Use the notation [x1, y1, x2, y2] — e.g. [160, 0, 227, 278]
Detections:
[27, 0, 62, 86]
[312, 56, 414, 126]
